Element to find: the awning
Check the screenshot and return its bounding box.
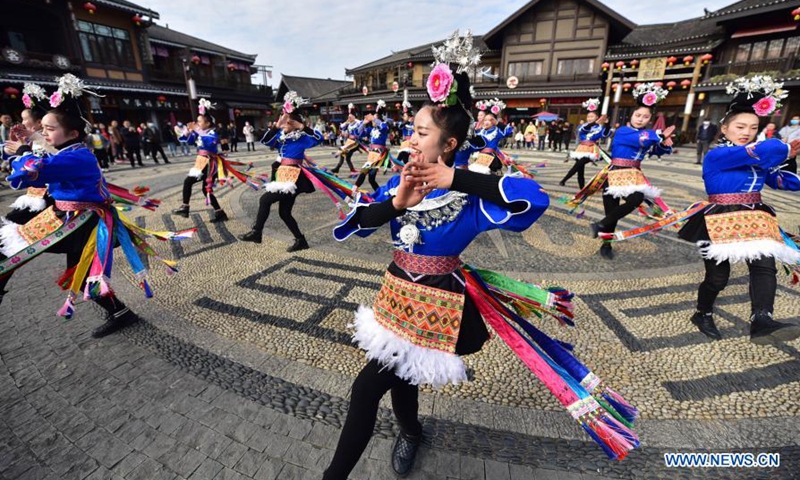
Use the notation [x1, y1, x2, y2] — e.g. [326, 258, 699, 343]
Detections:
[0, 73, 211, 97]
[225, 101, 271, 110]
[731, 23, 797, 39]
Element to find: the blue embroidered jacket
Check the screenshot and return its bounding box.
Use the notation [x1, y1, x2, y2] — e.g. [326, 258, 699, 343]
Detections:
[454, 137, 487, 168]
[7, 144, 109, 203]
[610, 126, 673, 163]
[478, 124, 513, 151]
[703, 139, 800, 195]
[401, 122, 414, 139]
[578, 122, 611, 143]
[261, 128, 323, 159]
[334, 174, 549, 256]
[187, 129, 219, 153]
[368, 119, 390, 147]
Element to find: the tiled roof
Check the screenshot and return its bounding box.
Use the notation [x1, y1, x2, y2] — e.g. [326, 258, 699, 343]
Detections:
[95, 0, 159, 18]
[703, 0, 800, 19]
[346, 36, 496, 74]
[278, 75, 351, 101]
[0, 72, 211, 96]
[147, 24, 256, 61]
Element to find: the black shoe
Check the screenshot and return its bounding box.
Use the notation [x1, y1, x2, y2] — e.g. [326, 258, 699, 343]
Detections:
[164, 160, 171, 164]
[92, 308, 140, 338]
[172, 205, 190, 218]
[690, 311, 722, 340]
[590, 222, 604, 239]
[238, 230, 262, 244]
[749, 311, 800, 345]
[391, 431, 422, 477]
[286, 236, 309, 253]
[559, 181, 566, 186]
[210, 210, 228, 223]
[599, 243, 614, 260]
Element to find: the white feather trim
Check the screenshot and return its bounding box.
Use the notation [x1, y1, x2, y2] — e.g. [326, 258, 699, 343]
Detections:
[9, 195, 47, 212]
[350, 306, 467, 388]
[570, 151, 599, 160]
[468, 163, 492, 175]
[698, 240, 800, 265]
[0, 219, 27, 257]
[188, 168, 204, 178]
[605, 184, 662, 200]
[264, 181, 298, 194]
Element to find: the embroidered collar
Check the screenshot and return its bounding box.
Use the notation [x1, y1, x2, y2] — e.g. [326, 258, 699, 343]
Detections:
[281, 130, 305, 142]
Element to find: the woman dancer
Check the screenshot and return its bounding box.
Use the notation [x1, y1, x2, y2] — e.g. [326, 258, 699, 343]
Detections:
[470, 98, 513, 174]
[330, 104, 362, 176]
[354, 100, 391, 192]
[323, 32, 639, 479]
[0, 75, 189, 336]
[601, 76, 800, 345]
[560, 98, 610, 189]
[587, 83, 675, 260]
[238, 92, 322, 252]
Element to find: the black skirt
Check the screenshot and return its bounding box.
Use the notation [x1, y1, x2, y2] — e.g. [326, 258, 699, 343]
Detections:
[387, 262, 489, 356]
[677, 203, 776, 244]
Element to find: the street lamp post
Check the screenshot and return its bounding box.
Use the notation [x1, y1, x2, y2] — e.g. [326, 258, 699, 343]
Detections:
[182, 58, 198, 120]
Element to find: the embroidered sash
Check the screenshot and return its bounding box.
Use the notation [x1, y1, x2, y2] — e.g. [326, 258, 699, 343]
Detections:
[18, 207, 63, 245]
[275, 165, 301, 184]
[193, 154, 209, 171]
[373, 271, 464, 354]
[706, 210, 783, 245]
[474, 152, 495, 168]
[607, 168, 647, 189]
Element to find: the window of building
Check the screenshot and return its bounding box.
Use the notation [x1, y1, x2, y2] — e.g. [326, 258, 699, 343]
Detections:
[556, 57, 595, 75]
[77, 20, 135, 68]
[735, 43, 751, 62]
[749, 41, 768, 60]
[784, 36, 800, 57]
[766, 39, 784, 58]
[507, 61, 543, 78]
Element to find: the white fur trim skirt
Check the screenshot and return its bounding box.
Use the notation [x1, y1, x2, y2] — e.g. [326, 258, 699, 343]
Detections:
[188, 168, 204, 179]
[9, 194, 47, 212]
[350, 305, 467, 388]
[468, 163, 492, 175]
[698, 239, 800, 265]
[0, 218, 27, 257]
[604, 184, 662, 200]
[264, 181, 298, 194]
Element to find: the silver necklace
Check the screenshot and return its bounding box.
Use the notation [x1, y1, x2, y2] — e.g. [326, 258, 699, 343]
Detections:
[394, 191, 468, 250]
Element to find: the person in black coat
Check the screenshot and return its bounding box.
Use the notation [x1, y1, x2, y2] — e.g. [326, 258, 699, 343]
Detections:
[122, 121, 144, 167]
[695, 119, 718, 164]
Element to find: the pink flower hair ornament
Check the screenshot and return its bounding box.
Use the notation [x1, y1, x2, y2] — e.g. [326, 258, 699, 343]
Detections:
[22, 94, 32, 109]
[641, 92, 658, 107]
[427, 63, 456, 105]
[49, 91, 63, 108]
[752, 96, 777, 117]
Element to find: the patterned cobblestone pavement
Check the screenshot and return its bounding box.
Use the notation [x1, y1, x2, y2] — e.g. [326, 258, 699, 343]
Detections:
[1, 147, 799, 479]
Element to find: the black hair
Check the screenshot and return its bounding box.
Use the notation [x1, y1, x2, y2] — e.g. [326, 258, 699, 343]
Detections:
[199, 113, 215, 125]
[24, 106, 46, 123]
[47, 107, 86, 138]
[633, 105, 653, 116]
[422, 71, 473, 164]
[287, 111, 305, 124]
[721, 110, 758, 126]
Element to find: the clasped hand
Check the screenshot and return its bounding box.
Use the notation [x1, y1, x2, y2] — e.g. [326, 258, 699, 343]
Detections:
[391, 154, 455, 210]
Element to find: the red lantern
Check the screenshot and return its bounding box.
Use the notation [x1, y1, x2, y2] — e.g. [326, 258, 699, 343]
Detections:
[234, 109, 242, 116]
[157, 95, 167, 103]
[392, 81, 399, 93]
[228, 63, 236, 71]
[407, 62, 413, 69]
[700, 53, 713, 64]
[681, 79, 692, 89]
[312, 104, 318, 109]
[629, 59, 639, 70]
[191, 55, 200, 65]
[667, 56, 678, 67]
[395, 103, 402, 109]
[666, 81, 677, 90]
[792, 7, 800, 20]
[601, 62, 610, 72]
[634, 82, 642, 88]
[366, 104, 372, 110]
[83, 2, 97, 14]
[4, 87, 20, 99]
[132, 14, 142, 26]
[654, 82, 664, 87]
[622, 83, 632, 91]
[683, 55, 694, 66]
[615, 61, 625, 70]
[362, 86, 368, 96]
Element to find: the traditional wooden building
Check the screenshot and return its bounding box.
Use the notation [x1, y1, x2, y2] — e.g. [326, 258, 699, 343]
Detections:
[275, 75, 350, 122]
[695, 0, 800, 125]
[1, 0, 270, 129]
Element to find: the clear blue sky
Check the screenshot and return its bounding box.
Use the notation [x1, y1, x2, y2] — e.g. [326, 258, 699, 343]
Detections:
[139, 0, 736, 85]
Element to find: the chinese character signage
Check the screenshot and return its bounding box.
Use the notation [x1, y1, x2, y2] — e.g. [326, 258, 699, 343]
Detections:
[638, 58, 667, 82]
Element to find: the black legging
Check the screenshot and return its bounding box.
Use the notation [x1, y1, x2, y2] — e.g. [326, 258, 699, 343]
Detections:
[182, 175, 220, 210]
[561, 158, 592, 189]
[323, 359, 422, 480]
[354, 169, 379, 191]
[126, 146, 143, 167]
[600, 190, 645, 233]
[252, 191, 302, 238]
[697, 257, 777, 314]
[150, 143, 168, 163]
[333, 149, 356, 173]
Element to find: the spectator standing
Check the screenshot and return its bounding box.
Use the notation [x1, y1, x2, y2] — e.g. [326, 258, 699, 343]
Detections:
[109, 120, 124, 161]
[562, 121, 573, 152]
[758, 122, 777, 142]
[122, 121, 144, 167]
[0, 114, 13, 142]
[537, 121, 547, 150]
[243, 121, 256, 151]
[145, 123, 169, 163]
[229, 123, 239, 152]
[175, 122, 190, 156]
[163, 122, 178, 157]
[218, 122, 230, 152]
[695, 119, 718, 165]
